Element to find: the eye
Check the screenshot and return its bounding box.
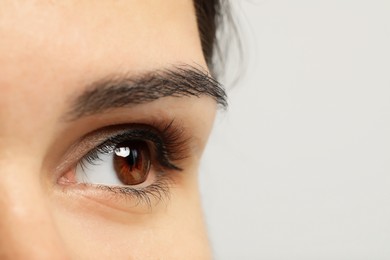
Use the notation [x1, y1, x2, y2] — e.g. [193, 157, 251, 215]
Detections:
[58, 122, 189, 206]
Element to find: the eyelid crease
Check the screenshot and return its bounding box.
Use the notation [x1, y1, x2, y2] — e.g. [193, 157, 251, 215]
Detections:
[56, 119, 191, 178]
[55, 126, 131, 175]
[82, 121, 188, 172]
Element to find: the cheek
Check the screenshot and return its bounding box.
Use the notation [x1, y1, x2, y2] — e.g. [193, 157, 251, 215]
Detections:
[50, 169, 210, 259]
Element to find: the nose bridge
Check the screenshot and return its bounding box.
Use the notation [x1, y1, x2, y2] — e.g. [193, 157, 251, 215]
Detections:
[0, 158, 68, 259]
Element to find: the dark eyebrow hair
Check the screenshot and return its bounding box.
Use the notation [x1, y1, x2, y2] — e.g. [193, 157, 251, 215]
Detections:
[65, 65, 227, 121]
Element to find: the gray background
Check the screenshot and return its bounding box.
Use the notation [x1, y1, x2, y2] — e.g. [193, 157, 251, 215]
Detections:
[200, 0, 390, 259]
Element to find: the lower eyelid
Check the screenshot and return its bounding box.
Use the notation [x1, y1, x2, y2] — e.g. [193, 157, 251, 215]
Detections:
[58, 175, 174, 213]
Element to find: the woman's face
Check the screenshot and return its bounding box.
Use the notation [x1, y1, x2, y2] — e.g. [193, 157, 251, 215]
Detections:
[0, 1, 223, 258]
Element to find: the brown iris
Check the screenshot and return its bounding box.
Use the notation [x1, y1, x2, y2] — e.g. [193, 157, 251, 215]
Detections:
[113, 141, 151, 185]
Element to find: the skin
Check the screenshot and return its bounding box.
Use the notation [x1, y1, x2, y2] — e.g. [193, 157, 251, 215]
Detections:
[0, 1, 216, 259]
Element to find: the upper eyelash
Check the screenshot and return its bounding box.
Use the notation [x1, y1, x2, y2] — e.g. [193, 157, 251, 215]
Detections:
[81, 120, 189, 172]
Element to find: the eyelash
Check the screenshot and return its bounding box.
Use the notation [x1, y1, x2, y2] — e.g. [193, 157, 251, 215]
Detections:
[76, 120, 189, 206]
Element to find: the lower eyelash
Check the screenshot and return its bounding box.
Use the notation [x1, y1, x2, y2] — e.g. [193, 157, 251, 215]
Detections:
[91, 174, 173, 208]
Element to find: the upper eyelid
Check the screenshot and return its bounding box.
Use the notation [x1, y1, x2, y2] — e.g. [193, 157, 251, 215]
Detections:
[55, 121, 191, 176]
[86, 125, 186, 170]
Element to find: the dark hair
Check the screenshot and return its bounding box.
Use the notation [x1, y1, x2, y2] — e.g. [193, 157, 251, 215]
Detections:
[193, 0, 221, 69]
[195, 0, 237, 79]
[194, 0, 240, 80]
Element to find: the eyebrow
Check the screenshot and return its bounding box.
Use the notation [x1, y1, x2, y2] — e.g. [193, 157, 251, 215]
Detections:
[65, 65, 227, 121]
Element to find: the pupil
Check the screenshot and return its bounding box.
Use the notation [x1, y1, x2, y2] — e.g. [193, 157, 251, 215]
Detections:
[113, 141, 151, 185]
[127, 149, 138, 170]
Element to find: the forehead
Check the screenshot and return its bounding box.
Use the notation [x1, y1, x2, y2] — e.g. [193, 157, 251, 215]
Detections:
[0, 0, 206, 142]
[0, 0, 202, 72]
